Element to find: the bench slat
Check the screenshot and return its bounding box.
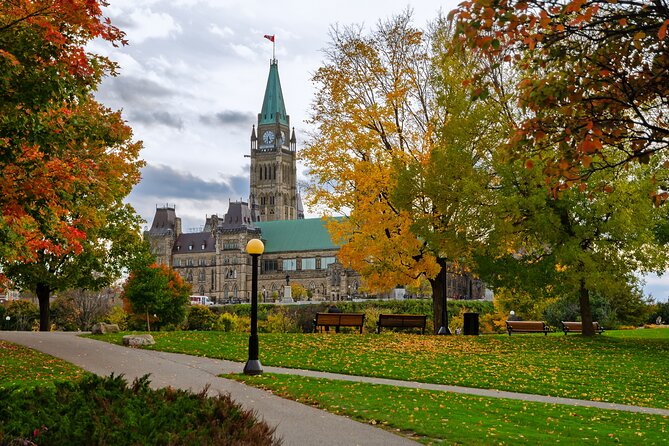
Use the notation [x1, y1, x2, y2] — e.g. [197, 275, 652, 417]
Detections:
[506, 320, 549, 336]
[377, 314, 427, 334]
[314, 313, 365, 334]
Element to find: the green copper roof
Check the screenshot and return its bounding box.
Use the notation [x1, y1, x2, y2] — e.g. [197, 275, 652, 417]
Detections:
[256, 218, 338, 253]
[259, 60, 288, 126]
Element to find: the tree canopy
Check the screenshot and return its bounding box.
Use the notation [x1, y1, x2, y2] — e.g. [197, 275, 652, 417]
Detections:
[451, 0, 669, 194]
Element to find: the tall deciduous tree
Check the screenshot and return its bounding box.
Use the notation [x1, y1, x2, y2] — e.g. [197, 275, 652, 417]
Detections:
[0, 1, 144, 330]
[451, 0, 669, 195]
[302, 12, 508, 332]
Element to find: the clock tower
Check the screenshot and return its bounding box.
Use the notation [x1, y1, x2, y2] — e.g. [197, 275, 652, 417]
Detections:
[250, 58, 302, 221]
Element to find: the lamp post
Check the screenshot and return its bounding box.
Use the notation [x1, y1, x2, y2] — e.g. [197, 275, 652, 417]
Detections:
[244, 238, 264, 375]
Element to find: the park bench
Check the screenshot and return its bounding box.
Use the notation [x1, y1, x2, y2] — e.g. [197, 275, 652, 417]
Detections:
[377, 314, 427, 334]
[313, 313, 365, 334]
[505, 320, 550, 336]
[561, 321, 604, 335]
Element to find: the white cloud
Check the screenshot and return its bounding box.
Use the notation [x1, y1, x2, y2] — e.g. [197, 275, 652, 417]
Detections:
[229, 43, 257, 61]
[209, 24, 234, 38]
[129, 8, 182, 43]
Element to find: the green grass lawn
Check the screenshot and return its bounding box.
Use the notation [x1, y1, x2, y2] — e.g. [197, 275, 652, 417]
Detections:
[87, 328, 669, 408]
[0, 341, 85, 389]
[229, 373, 669, 445]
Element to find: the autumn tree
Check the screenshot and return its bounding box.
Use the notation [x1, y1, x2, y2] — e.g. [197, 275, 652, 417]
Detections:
[0, 1, 144, 330]
[122, 262, 191, 331]
[302, 12, 508, 332]
[480, 152, 669, 335]
[451, 0, 669, 195]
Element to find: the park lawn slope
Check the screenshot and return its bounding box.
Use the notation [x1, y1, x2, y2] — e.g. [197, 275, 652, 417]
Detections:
[85, 330, 669, 409]
[229, 373, 669, 445]
[0, 341, 85, 389]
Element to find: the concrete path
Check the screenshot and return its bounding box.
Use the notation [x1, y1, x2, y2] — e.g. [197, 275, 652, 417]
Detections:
[2, 331, 667, 445]
[0, 331, 418, 446]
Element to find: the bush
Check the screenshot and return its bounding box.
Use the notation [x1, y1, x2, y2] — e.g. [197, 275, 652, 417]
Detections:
[105, 306, 129, 331]
[0, 374, 279, 446]
[186, 305, 217, 331]
[50, 296, 79, 331]
[363, 307, 382, 333]
[4, 300, 39, 331]
[263, 307, 299, 333]
[214, 313, 250, 333]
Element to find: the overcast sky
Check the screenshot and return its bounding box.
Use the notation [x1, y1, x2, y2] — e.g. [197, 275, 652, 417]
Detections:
[92, 0, 668, 302]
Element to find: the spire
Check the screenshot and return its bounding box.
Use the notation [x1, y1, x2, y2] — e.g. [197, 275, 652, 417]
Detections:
[250, 125, 257, 141]
[259, 59, 288, 126]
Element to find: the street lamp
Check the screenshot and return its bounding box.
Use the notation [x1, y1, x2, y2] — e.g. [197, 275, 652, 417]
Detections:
[437, 269, 451, 335]
[244, 238, 264, 375]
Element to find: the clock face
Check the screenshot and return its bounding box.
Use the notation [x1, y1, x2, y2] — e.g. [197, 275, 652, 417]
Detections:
[262, 130, 275, 145]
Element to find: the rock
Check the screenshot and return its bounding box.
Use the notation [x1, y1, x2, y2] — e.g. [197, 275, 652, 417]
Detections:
[91, 323, 120, 334]
[122, 334, 155, 347]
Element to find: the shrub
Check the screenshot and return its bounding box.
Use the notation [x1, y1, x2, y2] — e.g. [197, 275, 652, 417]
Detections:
[263, 307, 298, 333]
[4, 300, 39, 331]
[363, 307, 382, 333]
[0, 374, 279, 446]
[50, 296, 79, 331]
[214, 313, 250, 333]
[186, 305, 217, 331]
[105, 305, 129, 331]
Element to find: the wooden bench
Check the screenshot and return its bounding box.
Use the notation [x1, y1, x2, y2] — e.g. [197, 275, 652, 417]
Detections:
[561, 321, 604, 335]
[506, 320, 550, 336]
[313, 313, 365, 334]
[377, 314, 427, 334]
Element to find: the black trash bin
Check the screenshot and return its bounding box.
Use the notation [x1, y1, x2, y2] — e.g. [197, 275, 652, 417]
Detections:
[463, 312, 479, 335]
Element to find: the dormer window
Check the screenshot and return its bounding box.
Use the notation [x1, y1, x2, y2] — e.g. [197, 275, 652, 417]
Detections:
[176, 246, 181, 251]
[201, 243, 206, 250]
[188, 244, 193, 251]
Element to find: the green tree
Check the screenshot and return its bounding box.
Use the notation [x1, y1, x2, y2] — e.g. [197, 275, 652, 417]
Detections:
[302, 13, 508, 332]
[482, 153, 669, 335]
[122, 263, 191, 331]
[451, 0, 669, 195]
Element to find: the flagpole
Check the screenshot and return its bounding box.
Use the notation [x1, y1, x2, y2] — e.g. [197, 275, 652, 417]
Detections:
[273, 39, 275, 61]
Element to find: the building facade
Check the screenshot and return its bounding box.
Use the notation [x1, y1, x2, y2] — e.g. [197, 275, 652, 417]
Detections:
[144, 58, 484, 303]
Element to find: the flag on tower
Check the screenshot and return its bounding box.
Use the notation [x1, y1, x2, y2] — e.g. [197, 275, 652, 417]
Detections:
[264, 34, 275, 42]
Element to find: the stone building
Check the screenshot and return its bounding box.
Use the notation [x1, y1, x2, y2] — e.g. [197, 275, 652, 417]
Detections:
[144, 57, 484, 303]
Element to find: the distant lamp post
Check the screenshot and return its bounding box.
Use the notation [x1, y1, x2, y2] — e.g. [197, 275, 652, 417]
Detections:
[244, 238, 264, 375]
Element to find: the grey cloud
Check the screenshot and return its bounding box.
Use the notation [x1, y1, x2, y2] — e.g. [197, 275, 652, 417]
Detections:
[132, 164, 248, 200]
[102, 76, 176, 103]
[199, 110, 255, 128]
[130, 110, 184, 129]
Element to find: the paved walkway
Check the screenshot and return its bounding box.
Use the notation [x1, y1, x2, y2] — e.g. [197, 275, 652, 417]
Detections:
[1, 331, 667, 446]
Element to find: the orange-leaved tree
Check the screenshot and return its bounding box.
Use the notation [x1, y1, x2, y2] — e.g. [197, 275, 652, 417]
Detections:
[302, 13, 508, 332]
[0, 0, 129, 264]
[450, 0, 669, 197]
[0, 1, 144, 330]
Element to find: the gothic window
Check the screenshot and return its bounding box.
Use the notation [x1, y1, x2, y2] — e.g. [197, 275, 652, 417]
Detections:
[198, 270, 205, 282]
[199, 285, 205, 295]
[186, 271, 193, 282]
[273, 165, 276, 179]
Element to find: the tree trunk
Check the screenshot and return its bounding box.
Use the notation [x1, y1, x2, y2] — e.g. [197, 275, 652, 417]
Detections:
[36, 282, 51, 332]
[430, 258, 451, 335]
[579, 278, 595, 337]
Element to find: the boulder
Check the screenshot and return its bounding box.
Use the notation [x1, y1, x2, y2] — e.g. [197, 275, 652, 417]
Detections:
[122, 334, 155, 347]
[91, 323, 120, 335]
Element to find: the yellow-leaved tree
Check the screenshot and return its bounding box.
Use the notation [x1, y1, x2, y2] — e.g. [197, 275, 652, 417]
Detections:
[302, 12, 510, 332]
